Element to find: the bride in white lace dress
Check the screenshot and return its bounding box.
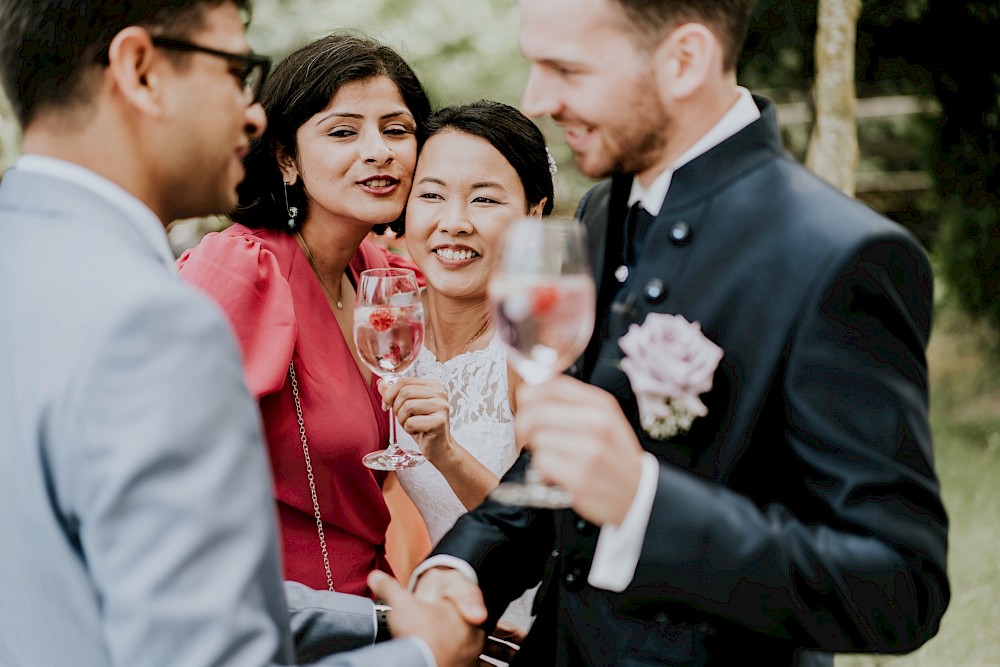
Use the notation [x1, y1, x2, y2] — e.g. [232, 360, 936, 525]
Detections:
[379, 101, 556, 638]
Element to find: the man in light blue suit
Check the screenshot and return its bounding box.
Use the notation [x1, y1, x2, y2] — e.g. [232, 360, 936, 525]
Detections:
[0, 1, 485, 666]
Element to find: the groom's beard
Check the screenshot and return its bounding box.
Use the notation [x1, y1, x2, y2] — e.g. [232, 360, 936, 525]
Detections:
[573, 70, 674, 180]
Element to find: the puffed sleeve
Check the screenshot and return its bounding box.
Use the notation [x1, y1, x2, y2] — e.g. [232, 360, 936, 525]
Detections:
[177, 232, 296, 399]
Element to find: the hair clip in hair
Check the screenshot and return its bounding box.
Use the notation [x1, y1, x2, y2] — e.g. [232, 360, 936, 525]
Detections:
[545, 147, 558, 176]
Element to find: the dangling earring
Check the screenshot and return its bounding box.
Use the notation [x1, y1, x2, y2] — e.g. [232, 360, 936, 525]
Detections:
[283, 181, 299, 230]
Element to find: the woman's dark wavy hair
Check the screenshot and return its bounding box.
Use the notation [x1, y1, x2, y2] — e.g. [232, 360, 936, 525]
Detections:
[231, 31, 431, 235]
[424, 100, 554, 216]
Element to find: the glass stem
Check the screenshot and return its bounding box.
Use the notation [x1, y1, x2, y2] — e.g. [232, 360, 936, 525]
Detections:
[385, 377, 399, 455]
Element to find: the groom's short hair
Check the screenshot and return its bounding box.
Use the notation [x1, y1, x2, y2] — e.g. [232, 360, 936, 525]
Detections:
[0, 0, 251, 128]
[609, 0, 756, 72]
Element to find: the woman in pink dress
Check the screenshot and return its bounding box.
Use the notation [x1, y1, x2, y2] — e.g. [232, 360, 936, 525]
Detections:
[177, 32, 430, 597]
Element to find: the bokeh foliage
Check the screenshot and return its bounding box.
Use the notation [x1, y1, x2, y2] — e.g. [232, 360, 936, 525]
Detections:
[740, 0, 999, 340]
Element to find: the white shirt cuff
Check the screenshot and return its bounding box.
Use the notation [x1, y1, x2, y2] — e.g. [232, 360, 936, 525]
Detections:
[587, 452, 659, 591]
[408, 555, 480, 591]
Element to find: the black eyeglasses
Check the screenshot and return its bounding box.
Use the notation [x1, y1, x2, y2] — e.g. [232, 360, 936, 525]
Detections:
[151, 36, 271, 102]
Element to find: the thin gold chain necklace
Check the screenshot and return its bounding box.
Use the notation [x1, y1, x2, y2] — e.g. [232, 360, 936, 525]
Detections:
[430, 317, 491, 358]
[463, 319, 492, 351]
[295, 231, 344, 310]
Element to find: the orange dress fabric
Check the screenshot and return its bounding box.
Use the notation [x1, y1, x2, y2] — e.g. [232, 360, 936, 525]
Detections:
[382, 473, 432, 583]
[178, 224, 425, 596]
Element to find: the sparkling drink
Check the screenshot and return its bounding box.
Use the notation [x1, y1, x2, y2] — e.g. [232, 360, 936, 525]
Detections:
[491, 275, 595, 384]
[353, 267, 426, 471]
[355, 303, 425, 378]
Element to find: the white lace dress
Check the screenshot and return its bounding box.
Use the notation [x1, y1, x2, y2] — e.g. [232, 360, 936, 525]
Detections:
[395, 334, 537, 633]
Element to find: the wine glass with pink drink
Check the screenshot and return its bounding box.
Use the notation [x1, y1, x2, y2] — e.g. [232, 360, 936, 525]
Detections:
[489, 217, 596, 508]
[353, 267, 427, 470]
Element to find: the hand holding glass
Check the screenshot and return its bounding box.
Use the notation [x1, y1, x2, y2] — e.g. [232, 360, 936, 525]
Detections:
[489, 217, 596, 508]
[353, 268, 426, 470]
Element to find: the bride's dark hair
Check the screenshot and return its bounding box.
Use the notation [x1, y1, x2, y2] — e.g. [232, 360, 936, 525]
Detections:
[423, 100, 555, 216]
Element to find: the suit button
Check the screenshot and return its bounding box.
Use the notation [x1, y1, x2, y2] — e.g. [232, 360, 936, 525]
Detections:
[550, 549, 560, 558]
[563, 567, 584, 590]
[670, 221, 692, 245]
[614, 264, 629, 283]
[573, 518, 596, 535]
[643, 279, 667, 303]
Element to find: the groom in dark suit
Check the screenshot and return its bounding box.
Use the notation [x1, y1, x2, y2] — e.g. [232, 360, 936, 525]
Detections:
[411, 0, 950, 665]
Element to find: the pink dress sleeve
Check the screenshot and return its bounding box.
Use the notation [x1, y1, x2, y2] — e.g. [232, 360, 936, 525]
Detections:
[177, 233, 297, 399]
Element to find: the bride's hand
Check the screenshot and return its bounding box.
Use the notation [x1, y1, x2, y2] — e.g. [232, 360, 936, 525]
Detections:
[379, 377, 453, 463]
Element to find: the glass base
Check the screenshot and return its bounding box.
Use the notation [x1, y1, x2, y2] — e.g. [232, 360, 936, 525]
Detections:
[362, 448, 426, 471]
[489, 480, 573, 509]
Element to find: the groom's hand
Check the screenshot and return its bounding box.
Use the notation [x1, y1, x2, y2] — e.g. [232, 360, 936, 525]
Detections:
[369, 571, 484, 667]
[412, 566, 488, 626]
[516, 375, 645, 526]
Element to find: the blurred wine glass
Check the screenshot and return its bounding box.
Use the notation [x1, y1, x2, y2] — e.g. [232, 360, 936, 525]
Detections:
[488, 217, 596, 508]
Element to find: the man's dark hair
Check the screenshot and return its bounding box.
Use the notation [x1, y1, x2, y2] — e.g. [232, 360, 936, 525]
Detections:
[424, 100, 555, 216]
[0, 0, 251, 128]
[609, 0, 756, 71]
[232, 31, 432, 235]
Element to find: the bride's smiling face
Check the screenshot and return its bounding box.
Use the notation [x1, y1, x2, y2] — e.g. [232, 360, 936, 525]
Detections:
[406, 130, 538, 301]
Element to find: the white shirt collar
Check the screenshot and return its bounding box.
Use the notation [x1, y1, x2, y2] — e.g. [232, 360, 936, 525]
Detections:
[628, 86, 760, 216]
[15, 154, 177, 270]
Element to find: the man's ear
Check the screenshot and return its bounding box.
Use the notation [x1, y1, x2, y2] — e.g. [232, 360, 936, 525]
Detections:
[105, 26, 165, 117]
[653, 23, 719, 102]
[275, 144, 298, 185]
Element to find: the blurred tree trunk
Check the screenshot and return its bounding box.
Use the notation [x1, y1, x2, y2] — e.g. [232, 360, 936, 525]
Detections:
[806, 0, 862, 196]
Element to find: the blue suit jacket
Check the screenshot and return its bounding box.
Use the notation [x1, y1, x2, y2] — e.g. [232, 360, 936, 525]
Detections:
[0, 167, 430, 667]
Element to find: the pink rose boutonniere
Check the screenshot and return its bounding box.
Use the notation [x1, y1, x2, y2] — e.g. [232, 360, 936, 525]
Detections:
[618, 313, 724, 440]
